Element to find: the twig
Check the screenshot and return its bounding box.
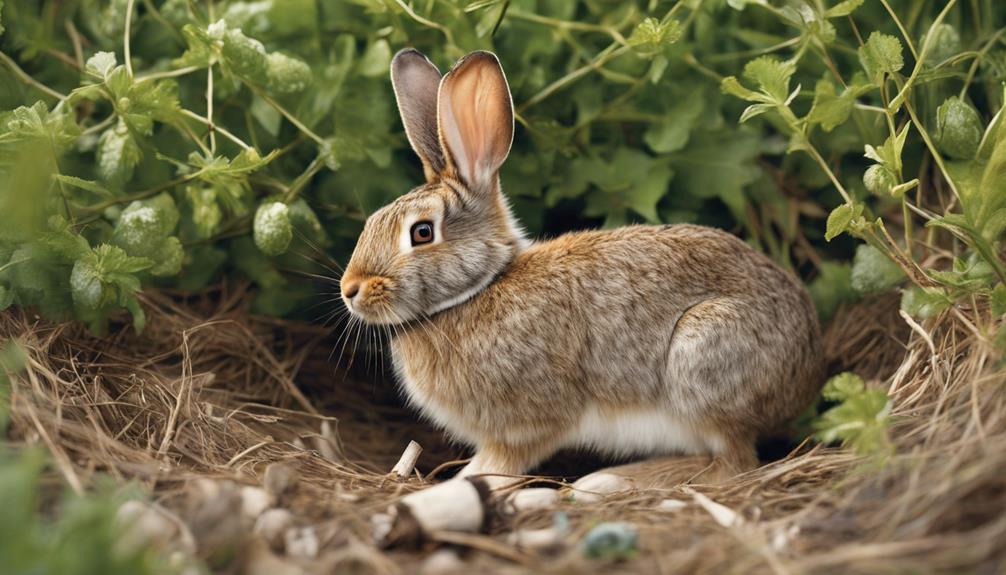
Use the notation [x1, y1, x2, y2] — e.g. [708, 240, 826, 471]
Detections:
[391, 440, 423, 479]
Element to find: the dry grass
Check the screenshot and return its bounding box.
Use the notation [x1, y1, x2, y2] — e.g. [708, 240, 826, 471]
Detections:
[2, 285, 1004, 574]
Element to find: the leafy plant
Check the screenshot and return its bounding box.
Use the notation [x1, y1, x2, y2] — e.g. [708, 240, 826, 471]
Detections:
[813, 372, 893, 458]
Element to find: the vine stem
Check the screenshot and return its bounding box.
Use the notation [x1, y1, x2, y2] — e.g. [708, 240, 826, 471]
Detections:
[392, 0, 456, 49]
[879, 0, 919, 61]
[0, 51, 67, 100]
[180, 109, 251, 150]
[124, 0, 136, 78]
[136, 65, 201, 83]
[959, 27, 1006, 99]
[888, 0, 959, 113]
[246, 83, 326, 146]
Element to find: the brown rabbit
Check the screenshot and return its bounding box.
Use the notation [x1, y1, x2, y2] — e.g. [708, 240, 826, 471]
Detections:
[339, 49, 823, 486]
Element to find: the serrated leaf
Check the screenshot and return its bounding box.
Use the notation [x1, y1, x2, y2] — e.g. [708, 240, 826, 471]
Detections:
[743, 56, 796, 103]
[628, 18, 682, 58]
[96, 119, 142, 185]
[822, 372, 865, 401]
[85, 51, 117, 80]
[859, 32, 904, 82]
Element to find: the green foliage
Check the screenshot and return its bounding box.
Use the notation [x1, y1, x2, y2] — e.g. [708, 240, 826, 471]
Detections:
[0, 0, 1002, 339]
[851, 244, 903, 295]
[814, 372, 893, 458]
[0, 449, 175, 575]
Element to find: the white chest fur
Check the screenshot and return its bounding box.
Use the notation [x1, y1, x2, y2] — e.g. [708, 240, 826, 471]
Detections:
[564, 405, 726, 457]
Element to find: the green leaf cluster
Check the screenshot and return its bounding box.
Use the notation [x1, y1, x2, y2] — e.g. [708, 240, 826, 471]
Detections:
[813, 372, 894, 458]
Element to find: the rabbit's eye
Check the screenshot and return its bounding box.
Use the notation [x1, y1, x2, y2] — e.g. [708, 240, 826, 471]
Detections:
[410, 221, 435, 246]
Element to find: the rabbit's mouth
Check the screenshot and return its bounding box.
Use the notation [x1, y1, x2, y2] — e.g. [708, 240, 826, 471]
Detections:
[341, 273, 412, 325]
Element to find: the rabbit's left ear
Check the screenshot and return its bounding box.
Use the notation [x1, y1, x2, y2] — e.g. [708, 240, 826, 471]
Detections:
[437, 51, 514, 195]
[391, 49, 446, 181]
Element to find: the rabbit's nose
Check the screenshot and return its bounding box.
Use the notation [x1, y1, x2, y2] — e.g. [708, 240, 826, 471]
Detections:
[342, 279, 361, 300]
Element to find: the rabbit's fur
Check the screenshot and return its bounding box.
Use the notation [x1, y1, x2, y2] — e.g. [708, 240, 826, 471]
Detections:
[340, 49, 823, 483]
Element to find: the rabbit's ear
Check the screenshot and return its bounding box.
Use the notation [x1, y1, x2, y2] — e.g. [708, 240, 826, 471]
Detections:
[437, 51, 514, 195]
[391, 49, 446, 180]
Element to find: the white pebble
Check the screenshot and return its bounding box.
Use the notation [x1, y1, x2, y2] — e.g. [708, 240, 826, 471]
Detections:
[569, 472, 632, 503]
[505, 488, 560, 513]
[240, 486, 273, 520]
[254, 508, 293, 551]
[284, 526, 320, 560]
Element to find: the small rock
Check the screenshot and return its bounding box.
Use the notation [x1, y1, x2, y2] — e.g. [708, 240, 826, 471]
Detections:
[507, 527, 565, 553]
[115, 500, 197, 556]
[284, 526, 320, 560]
[420, 548, 465, 575]
[254, 508, 293, 552]
[580, 522, 638, 559]
[263, 463, 298, 498]
[505, 488, 560, 513]
[569, 472, 632, 503]
[657, 498, 687, 511]
[240, 486, 274, 520]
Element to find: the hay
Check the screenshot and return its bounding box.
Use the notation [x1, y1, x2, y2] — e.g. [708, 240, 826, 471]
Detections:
[2, 285, 1004, 574]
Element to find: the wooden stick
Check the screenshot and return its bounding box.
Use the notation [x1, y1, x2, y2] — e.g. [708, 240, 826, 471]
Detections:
[391, 440, 423, 479]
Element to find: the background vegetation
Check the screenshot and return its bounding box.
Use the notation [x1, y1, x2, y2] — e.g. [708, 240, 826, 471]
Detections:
[2, 0, 1006, 572]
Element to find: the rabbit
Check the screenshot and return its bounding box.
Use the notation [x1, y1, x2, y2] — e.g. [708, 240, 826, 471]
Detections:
[338, 48, 823, 487]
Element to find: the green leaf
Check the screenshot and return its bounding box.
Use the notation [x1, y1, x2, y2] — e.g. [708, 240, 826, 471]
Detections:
[643, 90, 705, 153]
[148, 236, 184, 277]
[628, 18, 682, 58]
[85, 51, 118, 80]
[863, 164, 896, 196]
[934, 96, 983, 160]
[358, 39, 392, 78]
[991, 283, 1006, 317]
[266, 52, 312, 93]
[720, 76, 766, 102]
[4, 102, 80, 152]
[804, 77, 853, 131]
[112, 194, 179, 257]
[186, 185, 223, 238]
[821, 372, 865, 401]
[863, 122, 911, 174]
[825, 202, 862, 241]
[859, 32, 904, 82]
[253, 201, 293, 256]
[824, 0, 864, 18]
[221, 26, 269, 82]
[52, 175, 113, 198]
[851, 244, 904, 295]
[96, 119, 142, 185]
[923, 23, 961, 65]
[742, 56, 796, 103]
[814, 372, 893, 457]
[901, 285, 952, 318]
